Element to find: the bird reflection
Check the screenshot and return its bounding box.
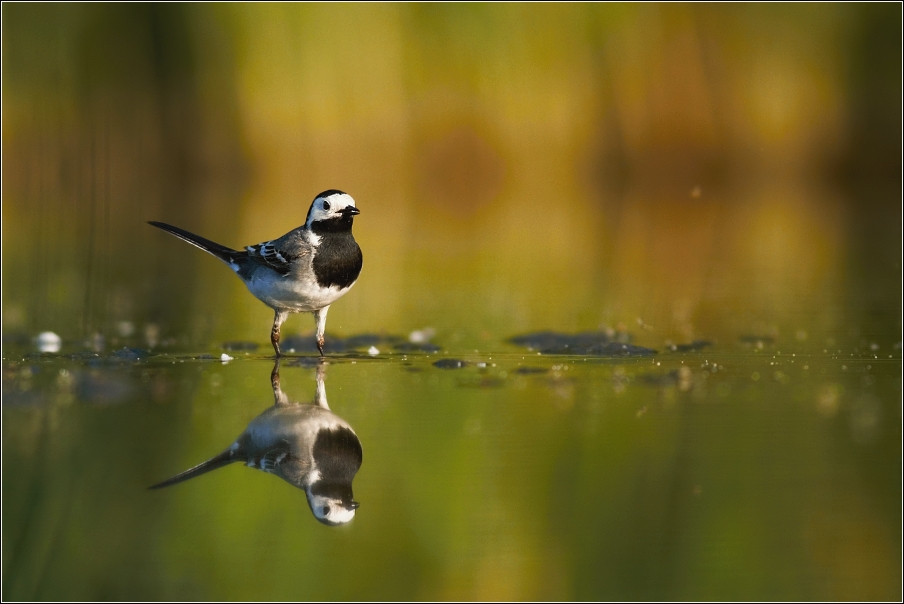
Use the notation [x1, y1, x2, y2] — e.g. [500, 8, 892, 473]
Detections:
[150, 360, 362, 526]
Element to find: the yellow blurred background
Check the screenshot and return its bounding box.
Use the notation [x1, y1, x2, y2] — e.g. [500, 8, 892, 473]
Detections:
[2, 3, 900, 350]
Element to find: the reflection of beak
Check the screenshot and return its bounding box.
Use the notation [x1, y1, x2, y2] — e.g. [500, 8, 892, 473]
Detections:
[340, 206, 360, 217]
[349, 500, 360, 510]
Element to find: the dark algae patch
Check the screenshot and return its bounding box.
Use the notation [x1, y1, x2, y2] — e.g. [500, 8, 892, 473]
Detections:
[433, 359, 468, 369]
[508, 331, 657, 356]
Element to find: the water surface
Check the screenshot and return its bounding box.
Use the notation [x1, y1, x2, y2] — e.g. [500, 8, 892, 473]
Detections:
[2, 329, 900, 600]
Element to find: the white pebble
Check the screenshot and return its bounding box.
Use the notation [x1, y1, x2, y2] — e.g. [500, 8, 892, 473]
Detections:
[36, 331, 61, 353]
[220, 353, 234, 362]
[368, 346, 380, 356]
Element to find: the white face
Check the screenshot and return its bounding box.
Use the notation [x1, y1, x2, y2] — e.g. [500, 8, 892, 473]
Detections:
[309, 494, 357, 526]
[305, 191, 358, 227]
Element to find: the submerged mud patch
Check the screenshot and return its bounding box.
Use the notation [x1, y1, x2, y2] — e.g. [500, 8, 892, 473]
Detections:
[508, 331, 657, 356]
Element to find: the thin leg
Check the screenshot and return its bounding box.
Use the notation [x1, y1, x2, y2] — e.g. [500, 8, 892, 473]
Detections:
[314, 360, 330, 410]
[271, 309, 290, 357]
[313, 305, 330, 357]
[270, 359, 289, 406]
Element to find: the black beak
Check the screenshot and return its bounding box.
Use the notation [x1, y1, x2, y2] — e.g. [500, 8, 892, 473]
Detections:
[340, 206, 360, 217]
[349, 500, 360, 510]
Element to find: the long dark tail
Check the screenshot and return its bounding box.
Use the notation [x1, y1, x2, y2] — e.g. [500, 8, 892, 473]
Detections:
[148, 449, 237, 490]
[148, 221, 242, 267]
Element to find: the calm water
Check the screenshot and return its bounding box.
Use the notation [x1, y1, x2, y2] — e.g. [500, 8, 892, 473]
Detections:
[3, 3, 901, 600]
[2, 329, 900, 600]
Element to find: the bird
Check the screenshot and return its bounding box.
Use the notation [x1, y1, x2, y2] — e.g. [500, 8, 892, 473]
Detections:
[149, 360, 362, 526]
[148, 189, 362, 356]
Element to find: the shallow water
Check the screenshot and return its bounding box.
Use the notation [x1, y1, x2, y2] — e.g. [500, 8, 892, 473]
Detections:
[2, 330, 900, 600]
[3, 3, 902, 599]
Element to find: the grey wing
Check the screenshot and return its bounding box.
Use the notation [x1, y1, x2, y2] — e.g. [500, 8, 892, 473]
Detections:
[255, 441, 293, 473]
[245, 229, 310, 276]
[251, 440, 312, 487]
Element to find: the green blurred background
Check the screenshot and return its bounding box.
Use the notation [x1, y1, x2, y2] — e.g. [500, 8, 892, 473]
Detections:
[2, 3, 901, 601]
[3, 2, 900, 347]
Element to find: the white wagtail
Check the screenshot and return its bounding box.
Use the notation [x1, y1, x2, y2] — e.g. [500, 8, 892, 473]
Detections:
[149, 190, 362, 356]
[150, 361, 362, 526]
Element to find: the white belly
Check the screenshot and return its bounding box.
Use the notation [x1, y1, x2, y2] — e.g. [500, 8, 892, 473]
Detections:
[245, 273, 354, 313]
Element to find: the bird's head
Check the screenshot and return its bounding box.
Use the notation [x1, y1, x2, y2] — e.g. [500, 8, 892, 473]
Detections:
[305, 190, 360, 231]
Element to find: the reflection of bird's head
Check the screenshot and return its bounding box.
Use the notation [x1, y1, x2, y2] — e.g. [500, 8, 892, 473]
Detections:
[307, 489, 360, 526]
[306, 424, 363, 526]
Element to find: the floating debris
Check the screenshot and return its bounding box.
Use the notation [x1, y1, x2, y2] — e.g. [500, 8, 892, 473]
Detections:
[220, 353, 234, 362]
[433, 359, 468, 369]
[367, 346, 380, 356]
[665, 340, 713, 352]
[36, 332, 62, 353]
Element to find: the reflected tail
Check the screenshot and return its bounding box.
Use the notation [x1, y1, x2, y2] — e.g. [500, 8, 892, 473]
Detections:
[148, 449, 236, 490]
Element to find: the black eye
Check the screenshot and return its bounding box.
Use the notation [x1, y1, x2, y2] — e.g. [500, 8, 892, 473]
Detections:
[322, 200, 331, 211]
[321, 505, 330, 516]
